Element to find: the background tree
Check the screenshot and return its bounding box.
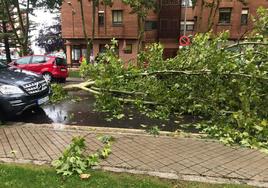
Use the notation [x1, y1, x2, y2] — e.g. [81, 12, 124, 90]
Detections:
[36, 16, 64, 53]
[122, 0, 157, 52]
[195, 0, 248, 32]
[35, 0, 63, 9]
[252, 7, 268, 37]
[75, 0, 91, 64]
[83, 0, 113, 64]
[0, 0, 36, 56]
[0, 3, 13, 62]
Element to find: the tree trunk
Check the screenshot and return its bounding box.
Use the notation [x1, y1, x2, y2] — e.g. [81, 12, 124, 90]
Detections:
[208, 0, 220, 31]
[2, 20, 12, 63]
[137, 16, 145, 53]
[79, 0, 90, 64]
[197, 0, 205, 31]
[89, 0, 96, 63]
[21, 44, 28, 56]
[3, 0, 30, 57]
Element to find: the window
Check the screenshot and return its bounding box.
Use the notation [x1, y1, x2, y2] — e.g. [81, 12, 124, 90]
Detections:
[31, 56, 46, 64]
[180, 21, 195, 31]
[187, 24, 194, 31]
[124, 44, 132, 54]
[16, 57, 31, 65]
[145, 21, 158, 31]
[98, 11, 104, 26]
[72, 48, 81, 61]
[181, 0, 193, 7]
[162, 0, 179, 5]
[112, 10, 123, 25]
[99, 44, 106, 54]
[219, 8, 232, 24]
[81, 49, 87, 57]
[241, 9, 249, 25]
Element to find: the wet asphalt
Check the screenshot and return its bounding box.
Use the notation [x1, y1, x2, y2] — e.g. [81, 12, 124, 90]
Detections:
[9, 78, 200, 132]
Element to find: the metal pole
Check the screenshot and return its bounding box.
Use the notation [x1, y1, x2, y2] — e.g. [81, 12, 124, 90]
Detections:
[183, 0, 188, 36]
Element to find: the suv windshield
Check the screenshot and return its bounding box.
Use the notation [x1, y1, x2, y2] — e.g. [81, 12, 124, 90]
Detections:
[0, 62, 7, 68]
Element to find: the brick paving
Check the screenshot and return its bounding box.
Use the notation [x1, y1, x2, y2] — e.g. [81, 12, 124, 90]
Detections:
[1, 124, 268, 187]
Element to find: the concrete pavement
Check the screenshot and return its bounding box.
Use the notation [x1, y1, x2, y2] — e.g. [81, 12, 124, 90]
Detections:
[0, 123, 268, 187]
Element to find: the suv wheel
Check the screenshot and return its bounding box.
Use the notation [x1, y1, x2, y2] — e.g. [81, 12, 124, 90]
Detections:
[0, 110, 6, 122]
[43, 72, 53, 83]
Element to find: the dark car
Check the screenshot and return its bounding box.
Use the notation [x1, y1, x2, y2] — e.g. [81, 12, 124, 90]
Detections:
[9, 55, 68, 82]
[0, 62, 50, 120]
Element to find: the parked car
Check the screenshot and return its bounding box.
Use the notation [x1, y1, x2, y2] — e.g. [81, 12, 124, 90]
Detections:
[9, 55, 68, 82]
[0, 62, 50, 120]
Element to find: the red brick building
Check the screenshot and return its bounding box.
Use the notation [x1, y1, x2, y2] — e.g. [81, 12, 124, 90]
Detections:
[61, 0, 268, 66]
[187, 0, 268, 39]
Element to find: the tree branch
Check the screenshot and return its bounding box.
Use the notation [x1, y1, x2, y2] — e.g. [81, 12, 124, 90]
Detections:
[225, 42, 268, 49]
[122, 70, 268, 80]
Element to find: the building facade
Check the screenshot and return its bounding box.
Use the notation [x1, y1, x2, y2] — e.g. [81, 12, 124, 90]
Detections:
[61, 0, 268, 66]
[183, 0, 268, 39]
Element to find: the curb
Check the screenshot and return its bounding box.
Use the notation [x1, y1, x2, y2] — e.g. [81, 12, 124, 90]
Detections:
[97, 166, 268, 188]
[7, 122, 206, 138]
[1, 158, 267, 187]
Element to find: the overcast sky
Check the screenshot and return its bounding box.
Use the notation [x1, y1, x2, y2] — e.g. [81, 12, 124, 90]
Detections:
[30, 9, 58, 54]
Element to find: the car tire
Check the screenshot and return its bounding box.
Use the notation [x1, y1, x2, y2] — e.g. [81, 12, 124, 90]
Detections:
[58, 78, 66, 83]
[0, 110, 6, 122]
[43, 72, 53, 83]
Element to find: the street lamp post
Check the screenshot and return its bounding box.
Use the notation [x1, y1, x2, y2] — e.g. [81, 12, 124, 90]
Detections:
[183, 0, 188, 36]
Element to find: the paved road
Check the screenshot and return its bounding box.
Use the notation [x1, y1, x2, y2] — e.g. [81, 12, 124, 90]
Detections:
[0, 123, 268, 187]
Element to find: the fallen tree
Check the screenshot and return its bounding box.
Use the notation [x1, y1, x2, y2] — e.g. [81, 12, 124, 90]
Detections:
[63, 30, 268, 152]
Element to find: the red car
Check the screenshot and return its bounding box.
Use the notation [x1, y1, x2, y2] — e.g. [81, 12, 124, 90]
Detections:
[9, 55, 68, 82]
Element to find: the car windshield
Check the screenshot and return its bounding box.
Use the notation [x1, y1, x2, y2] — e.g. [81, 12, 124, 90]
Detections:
[0, 62, 7, 69]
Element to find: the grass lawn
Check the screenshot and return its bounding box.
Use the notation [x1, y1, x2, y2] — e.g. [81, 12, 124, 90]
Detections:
[0, 163, 252, 188]
[69, 70, 81, 78]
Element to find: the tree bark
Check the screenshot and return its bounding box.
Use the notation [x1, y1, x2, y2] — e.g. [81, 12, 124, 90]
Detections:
[2, 20, 12, 63]
[137, 16, 145, 53]
[89, 0, 96, 62]
[79, 0, 90, 64]
[208, 0, 220, 31]
[3, 0, 30, 56]
[197, 0, 205, 31]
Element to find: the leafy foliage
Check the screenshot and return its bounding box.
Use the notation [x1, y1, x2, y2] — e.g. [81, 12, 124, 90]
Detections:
[0, 0, 38, 55]
[52, 137, 87, 176]
[252, 7, 268, 37]
[122, 0, 157, 51]
[52, 135, 114, 176]
[35, 0, 63, 10]
[146, 126, 161, 136]
[36, 16, 64, 53]
[49, 84, 69, 103]
[80, 30, 268, 151]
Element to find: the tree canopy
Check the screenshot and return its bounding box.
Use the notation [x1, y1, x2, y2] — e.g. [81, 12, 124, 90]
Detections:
[36, 16, 64, 53]
[122, 0, 157, 51]
[73, 8, 268, 152]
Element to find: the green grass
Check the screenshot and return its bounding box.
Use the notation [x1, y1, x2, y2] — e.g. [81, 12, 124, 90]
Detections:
[69, 70, 81, 78]
[0, 164, 252, 188]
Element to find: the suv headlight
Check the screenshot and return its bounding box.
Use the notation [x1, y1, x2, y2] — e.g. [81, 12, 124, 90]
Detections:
[0, 85, 24, 95]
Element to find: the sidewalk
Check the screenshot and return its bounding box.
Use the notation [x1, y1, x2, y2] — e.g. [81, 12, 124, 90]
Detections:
[0, 123, 268, 187]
